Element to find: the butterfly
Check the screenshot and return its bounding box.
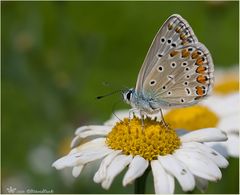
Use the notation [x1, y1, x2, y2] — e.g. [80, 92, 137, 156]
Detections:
[122, 14, 214, 124]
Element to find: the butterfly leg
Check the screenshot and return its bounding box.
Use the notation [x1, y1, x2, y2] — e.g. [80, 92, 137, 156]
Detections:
[159, 109, 170, 129]
[128, 108, 138, 121]
[139, 110, 145, 130]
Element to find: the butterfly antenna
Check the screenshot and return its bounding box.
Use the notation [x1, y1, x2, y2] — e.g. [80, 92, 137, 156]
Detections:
[96, 89, 123, 100]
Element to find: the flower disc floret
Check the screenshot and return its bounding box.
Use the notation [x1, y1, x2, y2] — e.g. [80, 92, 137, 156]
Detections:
[106, 117, 181, 161]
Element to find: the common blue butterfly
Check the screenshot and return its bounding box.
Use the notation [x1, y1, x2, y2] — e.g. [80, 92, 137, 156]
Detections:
[123, 14, 214, 124]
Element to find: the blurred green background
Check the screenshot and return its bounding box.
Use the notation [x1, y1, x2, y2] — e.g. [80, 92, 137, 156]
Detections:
[2, 1, 239, 194]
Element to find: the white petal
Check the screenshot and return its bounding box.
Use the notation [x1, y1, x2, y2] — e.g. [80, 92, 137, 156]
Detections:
[181, 142, 229, 168]
[52, 155, 77, 170]
[70, 137, 106, 154]
[151, 160, 174, 194]
[101, 154, 132, 190]
[123, 155, 149, 186]
[73, 146, 112, 165]
[78, 128, 110, 138]
[206, 142, 229, 158]
[202, 93, 240, 117]
[166, 172, 175, 194]
[75, 125, 111, 136]
[218, 114, 240, 133]
[53, 146, 111, 169]
[180, 128, 227, 143]
[53, 138, 112, 169]
[72, 165, 84, 178]
[94, 150, 122, 183]
[158, 155, 195, 192]
[70, 136, 82, 148]
[207, 133, 239, 158]
[71, 127, 111, 148]
[225, 134, 239, 157]
[195, 176, 208, 193]
[174, 149, 222, 181]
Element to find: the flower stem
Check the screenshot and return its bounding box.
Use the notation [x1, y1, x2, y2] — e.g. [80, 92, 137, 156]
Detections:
[134, 167, 150, 194]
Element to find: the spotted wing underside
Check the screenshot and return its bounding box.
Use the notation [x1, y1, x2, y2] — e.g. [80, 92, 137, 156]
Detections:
[136, 14, 198, 93]
[143, 43, 214, 108]
[135, 14, 214, 109]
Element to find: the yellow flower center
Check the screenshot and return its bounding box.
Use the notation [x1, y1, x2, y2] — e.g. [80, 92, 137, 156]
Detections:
[214, 80, 239, 95]
[106, 117, 181, 161]
[164, 105, 219, 131]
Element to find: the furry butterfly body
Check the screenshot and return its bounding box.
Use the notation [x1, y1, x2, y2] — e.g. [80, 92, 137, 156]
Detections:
[123, 14, 214, 116]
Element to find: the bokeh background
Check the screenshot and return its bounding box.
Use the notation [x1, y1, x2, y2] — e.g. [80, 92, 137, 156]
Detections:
[2, 1, 239, 194]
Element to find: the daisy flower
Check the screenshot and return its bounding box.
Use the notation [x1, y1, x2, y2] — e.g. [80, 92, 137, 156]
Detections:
[164, 67, 240, 158]
[164, 66, 239, 158]
[204, 66, 239, 157]
[53, 115, 228, 194]
[201, 93, 239, 158]
[164, 98, 239, 158]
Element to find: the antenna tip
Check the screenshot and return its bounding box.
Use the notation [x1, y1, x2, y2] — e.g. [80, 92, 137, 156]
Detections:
[96, 89, 122, 100]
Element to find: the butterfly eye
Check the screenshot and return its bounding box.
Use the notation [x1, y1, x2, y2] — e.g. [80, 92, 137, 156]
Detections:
[126, 91, 132, 101]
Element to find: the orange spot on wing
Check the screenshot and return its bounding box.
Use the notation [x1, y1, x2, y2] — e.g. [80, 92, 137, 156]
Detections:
[170, 50, 179, 57]
[181, 49, 190, 58]
[191, 50, 199, 59]
[196, 57, 204, 65]
[196, 65, 206, 74]
[196, 86, 204, 96]
[197, 75, 208, 84]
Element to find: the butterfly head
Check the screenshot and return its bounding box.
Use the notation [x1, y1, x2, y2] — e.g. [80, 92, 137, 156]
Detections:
[122, 88, 135, 105]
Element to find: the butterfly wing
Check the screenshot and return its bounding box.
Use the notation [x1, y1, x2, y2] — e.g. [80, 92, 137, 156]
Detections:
[136, 14, 198, 93]
[143, 43, 214, 109]
[135, 14, 214, 109]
